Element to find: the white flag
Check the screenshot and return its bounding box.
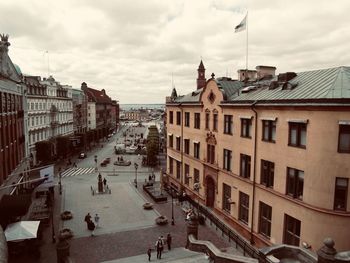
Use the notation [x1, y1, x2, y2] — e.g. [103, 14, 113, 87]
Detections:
[235, 14, 247, 33]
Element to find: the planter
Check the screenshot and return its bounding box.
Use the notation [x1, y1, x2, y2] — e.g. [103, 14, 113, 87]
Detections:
[155, 215, 168, 225]
[59, 228, 74, 240]
[60, 211, 73, 220]
[143, 202, 153, 210]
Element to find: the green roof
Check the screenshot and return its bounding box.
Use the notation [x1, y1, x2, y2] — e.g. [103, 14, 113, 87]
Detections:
[232, 66, 350, 102]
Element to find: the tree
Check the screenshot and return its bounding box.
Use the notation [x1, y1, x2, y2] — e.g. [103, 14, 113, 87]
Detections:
[56, 136, 71, 158]
[146, 125, 160, 166]
[36, 141, 54, 164]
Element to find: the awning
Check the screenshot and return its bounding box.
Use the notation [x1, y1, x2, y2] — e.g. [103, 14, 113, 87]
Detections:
[5, 221, 40, 241]
[0, 195, 31, 217]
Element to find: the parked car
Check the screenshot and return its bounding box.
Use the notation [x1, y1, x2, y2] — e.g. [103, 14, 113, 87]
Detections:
[100, 160, 108, 167]
[105, 158, 111, 164]
[79, 152, 87, 159]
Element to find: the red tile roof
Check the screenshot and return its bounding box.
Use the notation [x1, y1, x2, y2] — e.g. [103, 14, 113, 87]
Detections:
[82, 84, 112, 104]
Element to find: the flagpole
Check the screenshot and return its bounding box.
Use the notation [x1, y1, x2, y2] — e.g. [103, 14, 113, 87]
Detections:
[246, 12, 248, 71]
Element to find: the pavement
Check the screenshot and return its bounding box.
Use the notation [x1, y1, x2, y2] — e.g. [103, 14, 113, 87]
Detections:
[8, 122, 242, 263]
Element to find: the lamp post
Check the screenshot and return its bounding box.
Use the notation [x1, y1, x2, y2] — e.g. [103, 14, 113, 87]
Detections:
[193, 183, 201, 217]
[59, 168, 62, 195]
[134, 162, 138, 188]
[171, 188, 175, 225]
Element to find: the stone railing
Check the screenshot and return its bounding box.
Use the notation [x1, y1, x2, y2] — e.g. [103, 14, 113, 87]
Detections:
[187, 234, 258, 263]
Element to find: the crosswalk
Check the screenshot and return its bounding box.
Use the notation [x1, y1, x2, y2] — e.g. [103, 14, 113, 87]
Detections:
[60, 167, 96, 178]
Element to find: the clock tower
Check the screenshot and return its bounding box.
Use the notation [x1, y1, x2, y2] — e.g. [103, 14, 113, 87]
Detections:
[197, 60, 206, 90]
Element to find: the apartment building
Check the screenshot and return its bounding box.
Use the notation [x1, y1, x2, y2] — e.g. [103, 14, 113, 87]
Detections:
[165, 62, 350, 251]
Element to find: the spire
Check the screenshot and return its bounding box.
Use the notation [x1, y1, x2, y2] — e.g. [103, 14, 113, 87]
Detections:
[197, 59, 206, 90]
[171, 87, 178, 101]
[198, 59, 205, 70]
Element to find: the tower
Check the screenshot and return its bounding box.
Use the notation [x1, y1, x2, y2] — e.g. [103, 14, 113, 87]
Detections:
[197, 60, 206, 90]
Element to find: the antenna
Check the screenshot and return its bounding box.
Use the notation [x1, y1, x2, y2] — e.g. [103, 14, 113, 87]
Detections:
[46, 50, 50, 77]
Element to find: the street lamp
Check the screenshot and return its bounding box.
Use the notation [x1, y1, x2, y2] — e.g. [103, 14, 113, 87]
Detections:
[134, 162, 138, 188]
[59, 168, 62, 195]
[193, 183, 201, 217]
[94, 155, 98, 171]
[171, 188, 175, 225]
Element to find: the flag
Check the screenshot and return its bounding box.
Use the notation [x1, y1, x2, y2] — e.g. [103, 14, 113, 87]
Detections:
[235, 14, 247, 33]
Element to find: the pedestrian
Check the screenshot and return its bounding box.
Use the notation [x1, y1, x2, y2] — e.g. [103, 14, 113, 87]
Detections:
[103, 178, 107, 187]
[147, 247, 152, 261]
[166, 233, 172, 250]
[94, 213, 100, 228]
[148, 174, 152, 181]
[88, 220, 95, 236]
[84, 213, 92, 229]
[155, 237, 164, 259]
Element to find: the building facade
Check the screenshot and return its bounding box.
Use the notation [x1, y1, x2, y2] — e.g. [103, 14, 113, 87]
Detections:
[24, 76, 49, 166]
[166, 61, 350, 251]
[40, 77, 73, 138]
[72, 89, 87, 134]
[0, 34, 26, 186]
[81, 82, 114, 135]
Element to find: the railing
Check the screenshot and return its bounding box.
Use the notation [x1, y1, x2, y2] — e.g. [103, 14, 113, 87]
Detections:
[186, 197, 272, 263]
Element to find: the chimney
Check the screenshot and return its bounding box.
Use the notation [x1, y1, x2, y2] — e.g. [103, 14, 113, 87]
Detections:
[101, 89, 106, 95]
[256, 65, 276, 80]
[278, 72, 297, 82]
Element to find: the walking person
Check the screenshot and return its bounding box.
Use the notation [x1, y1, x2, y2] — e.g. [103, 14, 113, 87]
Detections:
[84, 213, 92, 229]
[147, 247, 152, 261]
[88, 220, 95, 236]
[155, 237, 163, 259]
[94, 213, 100, 228]
[166, 233, 172, 250]
[103, 178, 107, 188]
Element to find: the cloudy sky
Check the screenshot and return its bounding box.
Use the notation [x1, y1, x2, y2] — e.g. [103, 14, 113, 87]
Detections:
[2, 0, 350, 104]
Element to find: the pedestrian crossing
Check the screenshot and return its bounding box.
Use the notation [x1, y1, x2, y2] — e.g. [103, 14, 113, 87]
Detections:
[60, 167, 96, 178]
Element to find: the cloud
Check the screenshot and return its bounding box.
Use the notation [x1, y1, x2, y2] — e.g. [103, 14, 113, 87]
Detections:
[2, 0, 350, 103]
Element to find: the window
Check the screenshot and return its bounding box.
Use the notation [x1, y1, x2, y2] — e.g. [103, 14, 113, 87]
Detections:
[213, 113, 218, 131]
[259, 202, 272, 238]
[169, 135, 173, 148]
[169, 111, 173, 124]
[223, 183, 232, 212]
[239, 192, 249, 224]
[283, 214, 301, 246]
[194, 169, 200, 191]
[176, 136, 181, 151]
[176, 161, 181, 179]
[194, 113, 200, 129]
[184, 139, 190, 154]
[184, 112, 190, 127]
[334, 177, 348, 211]
[286, 168, 304, 200]
[194, 142, 200, 159]
[207, 144, 215, 164]
[240, 154, 251, 179]
[184, 164, 190, 185]
[205, 113, 210, 130]
[338, 124, 350, 153]
[288, 122, 306, 148]
[262, 120, 276, 142]
[241, 118, 252, 138]
[176, 111, 181, 125]
[223, 149, 232, 171]
[224, 115, 233, 134]
[261, 160, 274, 188]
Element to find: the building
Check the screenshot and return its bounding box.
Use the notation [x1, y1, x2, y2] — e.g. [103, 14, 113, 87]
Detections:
[81, 82, 114, 135]
[24, 76, 49, 166]
[165, 61, 350, 251]
[72, 89, 87, 134]
[111, 100, 120, 131]
[40, 77, 73, 138]
[0, 34, 26, 187]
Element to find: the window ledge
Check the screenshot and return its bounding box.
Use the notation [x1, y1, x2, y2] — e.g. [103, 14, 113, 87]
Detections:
[288, 144, 306, 149]
[262, 139, 276, 144]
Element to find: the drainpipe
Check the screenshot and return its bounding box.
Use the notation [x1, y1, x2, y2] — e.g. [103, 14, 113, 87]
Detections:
[250, 101, 258, 245]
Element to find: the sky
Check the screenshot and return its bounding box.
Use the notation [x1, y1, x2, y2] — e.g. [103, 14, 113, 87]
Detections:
[2, 0, 350, 104]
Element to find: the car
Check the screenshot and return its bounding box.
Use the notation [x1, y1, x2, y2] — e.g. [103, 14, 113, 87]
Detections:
[100, 160, 108, 167]
[105, 158, 111, 164]
[79, 152, 87, 159]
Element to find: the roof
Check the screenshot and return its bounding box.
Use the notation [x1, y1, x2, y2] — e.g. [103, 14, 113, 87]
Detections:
[231, 66, 350, 102]
[173, 78, 242, 103]
[83, 86, 112, 104]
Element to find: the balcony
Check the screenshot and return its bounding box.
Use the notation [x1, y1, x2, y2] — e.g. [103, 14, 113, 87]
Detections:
[51, 121, 59, 127]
